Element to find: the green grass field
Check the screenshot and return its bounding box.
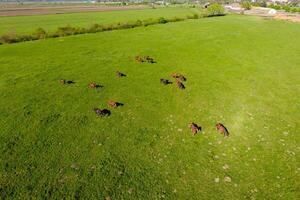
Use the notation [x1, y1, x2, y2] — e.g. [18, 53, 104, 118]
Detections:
[0, 7, 199, 35]
[0, 13, 299, 199]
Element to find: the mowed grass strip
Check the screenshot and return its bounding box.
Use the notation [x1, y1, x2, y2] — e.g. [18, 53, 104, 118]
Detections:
[0, 15, 299, 199]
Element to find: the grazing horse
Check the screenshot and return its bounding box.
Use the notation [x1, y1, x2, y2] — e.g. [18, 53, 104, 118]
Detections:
[135, 55, 155, 63]
[216, 123, 229, 137]
[116, 71, 126, 78]
[176, 80, 185, 90]
[171, 73, 186, 81]
[88, 82, 98, 88]
[188, 122, 201, 135]
[93, 108, 111, 117]
[160, 78, 171, 85]
[107, 100, 118, 108]
[60, 79, 66, 84]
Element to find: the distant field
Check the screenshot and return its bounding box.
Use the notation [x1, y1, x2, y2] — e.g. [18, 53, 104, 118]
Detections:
[0, 4, 148, 17]
[0, 14, 299, 199]
[0, 7, 199, 35]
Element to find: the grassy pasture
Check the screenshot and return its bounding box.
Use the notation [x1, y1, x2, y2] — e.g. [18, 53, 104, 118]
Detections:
[0, 14, 299, 199]
[0, 7, 199, 35]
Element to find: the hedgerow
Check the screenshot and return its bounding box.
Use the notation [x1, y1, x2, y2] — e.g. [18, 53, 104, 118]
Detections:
[268, 4, 300, 13]
[0, 13, 225, 45]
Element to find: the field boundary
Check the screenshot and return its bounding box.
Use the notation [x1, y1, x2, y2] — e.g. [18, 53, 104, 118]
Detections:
[0, 13, 207, 45]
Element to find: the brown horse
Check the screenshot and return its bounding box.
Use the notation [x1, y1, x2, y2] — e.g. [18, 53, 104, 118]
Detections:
[216, 123, 229, 137]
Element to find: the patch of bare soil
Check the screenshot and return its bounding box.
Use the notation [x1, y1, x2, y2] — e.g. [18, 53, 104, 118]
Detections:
[0, 5, 149, 17]
[274, 13, 300, 23]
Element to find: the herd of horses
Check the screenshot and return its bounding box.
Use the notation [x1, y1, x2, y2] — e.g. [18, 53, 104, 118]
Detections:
[59, 55, 229, 137]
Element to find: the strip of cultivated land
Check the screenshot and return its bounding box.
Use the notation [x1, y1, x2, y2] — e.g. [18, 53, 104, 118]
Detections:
[0, 14, 299, 199]
[0, 7, 199, 35]
[0, 4, 148, 17]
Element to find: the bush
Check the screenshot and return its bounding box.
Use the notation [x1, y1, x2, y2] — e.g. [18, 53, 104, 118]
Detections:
[47, 32, 59, 38]
[33, 28, 47, 39]
[115, 22, 136, 30]
[102, 24, 114, 31]
[55, 26, 77, 36]
[167, 17, 185, 22]
[142, 18, 159, 26]
[206, 3, 226, 17]
[0, 32, 18, 44]
[119, 20, 143, 29]
[268, 4, 281, 10]
[252, 1, 267, 7]
[282, 5, 291, 12]
[260, 1, 267, 7]
[158, 17, 168, 24]
[268, 4, 300, 13]
[17, 34, 34, 42]
[186, 14, 199, 19]
[75, 27, 87, 35]
[241, 1, 252, 10]
[87, 24, 104, 33]
[290, 7, 300, 13]
[282, 6, 300, 13]
[0, 32, 34, 44]
[135, 20, 143, 27]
